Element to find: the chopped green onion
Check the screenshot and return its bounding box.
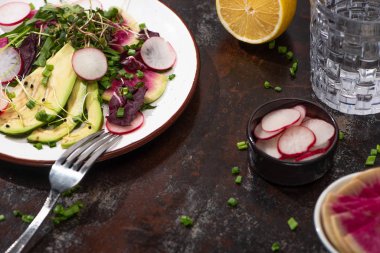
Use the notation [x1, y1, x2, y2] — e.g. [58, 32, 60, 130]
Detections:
[42, 68, 52, 77]
[268, 40, 276, 49]
[35, 110, 55, 122]
[286, 51, 294, 60]
[135, 81, 145, 88]
[62, 185, 80, 197]
[21, 214, 35, 224]
[118, 68, 127, 76]
[339, 131, 345, 140]
[121, 87, 129, 96]
[125, 73, 134, 80]
[287, 217, 298, 231]
[371, 149, 378, 156]
[6, 91, 15, 99]
[271, 242, 280, 252]
[179, 215, 193, 227]
[26, 100, 36, 109]
[289, 67, 296, 78]
[128, 48, 136, 56]
[274, 86, 282, 93]
[231, 166, 240, 175]
[48, 142, 57, 148]
[278, 46, 287, 54]
[116, 107, 125, 118]
[168, 74, 176, 80]
[236, 141, 248, 150]
[0, 214, 5, 222]
[235, 175, 242, 184]
[227, 197, 238, 207]
[139, 23, 147, 30]
[264, 81, 272, 89]
[33, 143, 43, 150]
[136, 70, 144, 79]
[52, 202, 84, 224]
[45, 64, 54, 71]
[42, 76, 49, 87]
[377, 144, 380, 153]
[365, 156, 376, 166]
[13, 210, 22, 217]
[292, 61, 298, 71]
[111, 55, 120, 62]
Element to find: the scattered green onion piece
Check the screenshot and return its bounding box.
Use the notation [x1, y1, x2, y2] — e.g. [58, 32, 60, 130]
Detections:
[236, 141, 248, 150]
[125, 73, 134, 80]
[268, 40, 276, 49]
[33, 143, 43, 150]
[278, 46, 287, 54]
[271, 242, 280, 252]
[111, 55, 120, 62]
[118, 68, 127, 76]
[235, 175, 242, 185]
[52, 202, 84, 224]
[287, 217, 298, 231]
[135, 81, 145, 88]
[365, 156, 376, 166]
[116, 107, 125, 118]
[26, 100, 36, 109]
[21, 214, 35, 224]
[62, 185, 80, 197]
[139, 23, 146, 30]
[13, 210, 22, 217]
[42, 68, 52, 77]
[179, 215, 193, 227]
[0, 214, 5, 222]
[292, 61, 298, 71]
[42, 77, 49, 87]
[227, 197, 238, 207]
[121, 87, 129, 96]
[371, 149, 378, 156]
[48, 142, 57, 148]
[274, 86, 282, 92]
[289, 67, 296, 78]
[231, 166, 240, 175]
[264, 81, 272, 89]
[377, 144, 380, 153]
[6, 91, 15, 99]
[128, 49, 136, 56]
[45, 64, 54, 71]
[286, 51, 294, 60]
[339, 131, 345, 140]
[168, 74, 176, 80]
[136, 70, 144, 79]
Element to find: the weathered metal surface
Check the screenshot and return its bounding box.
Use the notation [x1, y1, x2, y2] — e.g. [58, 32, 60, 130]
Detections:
[0, 1, 378, 252]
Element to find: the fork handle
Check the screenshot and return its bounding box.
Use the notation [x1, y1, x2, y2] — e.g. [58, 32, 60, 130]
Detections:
[5, 190, 61, 253]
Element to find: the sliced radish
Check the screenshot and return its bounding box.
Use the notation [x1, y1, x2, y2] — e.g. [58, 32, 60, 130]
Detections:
[75, 0, 103, 10]
[106, 112, 144, 135]
[293, 105, 306, 126]
[254, 122, 283, 140]
[295, 149, 325, 162]
[0, 2, 31, 26]
[302, 119, 335, 149]
[261, 108, 301, 132]
[141, 37, 176, 71]
[0, 88, 8, 113]
[256, 135, 282, 159]
[0, 47, 23, 84]
[309, 139, 331, 151]
[72, 47, 107, 81]
[278, 126, 316, 157]
[302, 116, 311, 123]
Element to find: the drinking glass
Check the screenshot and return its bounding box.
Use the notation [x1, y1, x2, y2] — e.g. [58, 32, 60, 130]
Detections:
[310, 0, 380, 115]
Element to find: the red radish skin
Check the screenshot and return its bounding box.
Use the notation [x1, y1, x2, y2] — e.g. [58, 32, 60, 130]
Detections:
[293, 105, 306, 126]
[0, 2, 31, 26]
[253, 122, 283, 140]
[255, 135, 282, 159]
[141, 37, 176, 71]
[278, 126, 316, 157]
[0, 47, 23, 84]
[72, 47, 108, 81]
[302, 118, 335, 148]
[106, 112, 144, 135]
[295, 149, 325, 162]
[261, 108, 301, 132]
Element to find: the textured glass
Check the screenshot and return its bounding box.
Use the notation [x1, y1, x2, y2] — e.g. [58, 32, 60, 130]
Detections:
[311, 0, 380, 115]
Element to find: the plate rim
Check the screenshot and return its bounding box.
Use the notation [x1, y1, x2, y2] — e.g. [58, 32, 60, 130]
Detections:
[0, 0, 200, 167]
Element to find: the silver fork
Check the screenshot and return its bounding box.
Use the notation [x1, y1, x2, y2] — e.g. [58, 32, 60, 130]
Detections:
[5, 131, 121, 253]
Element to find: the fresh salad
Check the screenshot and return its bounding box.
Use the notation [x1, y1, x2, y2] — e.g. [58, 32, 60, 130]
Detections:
[0, 0, 177, 149]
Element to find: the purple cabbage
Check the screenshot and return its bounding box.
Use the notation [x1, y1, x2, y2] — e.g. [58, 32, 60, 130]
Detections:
[138, 30, 160, 41]
[107, 86, 147, 126]
[18, 34, 39, 77]
[121, 56, 146, 72]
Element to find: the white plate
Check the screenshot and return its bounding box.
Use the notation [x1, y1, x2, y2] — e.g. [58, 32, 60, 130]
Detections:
[0, 0, 199, 166]
[313, 172, 359, 253]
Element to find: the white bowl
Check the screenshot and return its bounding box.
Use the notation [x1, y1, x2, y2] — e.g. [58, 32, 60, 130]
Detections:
[313, 172, 360, 253]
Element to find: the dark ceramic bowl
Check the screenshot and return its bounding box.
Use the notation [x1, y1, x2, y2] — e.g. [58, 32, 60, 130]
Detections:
[247, 98, 339, 186]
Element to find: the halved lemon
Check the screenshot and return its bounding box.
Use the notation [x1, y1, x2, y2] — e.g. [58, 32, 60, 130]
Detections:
[216, 0, 297, 44]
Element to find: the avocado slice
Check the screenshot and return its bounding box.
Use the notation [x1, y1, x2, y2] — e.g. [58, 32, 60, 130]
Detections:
[0, 44, 77, 135]
[61, 81, 103, 149]
[27, 79, 87, 143]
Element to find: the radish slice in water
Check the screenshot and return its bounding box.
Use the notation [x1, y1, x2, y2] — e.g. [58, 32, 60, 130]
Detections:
[75, 0, 103, 10]
[256, 135, 282, 159]
[106, 112, 144, 135]
[72, 47, 107, 81]
[0, 2, 31, 26]
[302, 119, 335, 149]
[278, 126, 316, 157]
[261, 108, 301, 132]
[254, 122, 283, 140]
[293, 105, 306, 126]
[141, 37, 176, 70]
[0, 47, 22, 84]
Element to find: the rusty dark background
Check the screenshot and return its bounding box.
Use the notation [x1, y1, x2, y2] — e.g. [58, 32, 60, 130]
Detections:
[1, 0, 379, 252]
